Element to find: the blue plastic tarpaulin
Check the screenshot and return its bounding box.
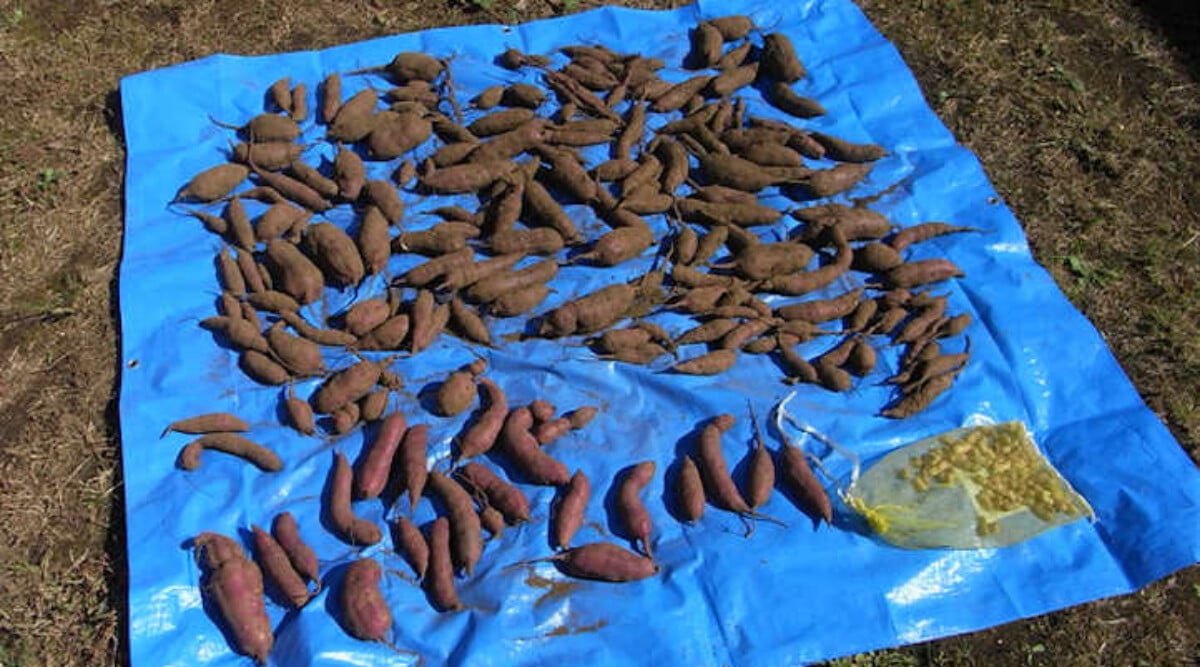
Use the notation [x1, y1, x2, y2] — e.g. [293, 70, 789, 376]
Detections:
[118, 0, 1200, 665]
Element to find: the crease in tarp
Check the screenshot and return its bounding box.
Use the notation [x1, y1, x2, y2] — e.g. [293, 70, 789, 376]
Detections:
[119, 0, 1200, 665]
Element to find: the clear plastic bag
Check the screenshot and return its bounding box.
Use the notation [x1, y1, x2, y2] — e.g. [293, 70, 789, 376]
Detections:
[846, 422, 1094, 549]
[774, 395, 1093, 549]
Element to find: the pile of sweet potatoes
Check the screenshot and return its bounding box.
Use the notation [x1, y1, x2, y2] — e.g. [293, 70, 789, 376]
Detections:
[165, 12, 987, 661]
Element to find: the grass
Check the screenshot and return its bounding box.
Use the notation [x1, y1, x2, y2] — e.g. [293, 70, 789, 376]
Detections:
[0, 0, 1196, 665]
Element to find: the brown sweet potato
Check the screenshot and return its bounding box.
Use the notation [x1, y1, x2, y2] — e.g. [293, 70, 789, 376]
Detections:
[328, 452, 382, 545]
[885, 259, 965, 288]
[448, 298, 492, 346]
[433, 360, 485, 417]
[333, 147, 367, 201]
[179, 164, 249, 203]
[761, 33, 806, 82]
[288, 161, 339, 199]
[390, 515, 429, 579]
[801, 162, 874, 198]
[233, 142, 304, 170]
[426, 472, 483, 575]
[423, 518, 462, 612]
[889, 222, 981, 252]
[709, 15, 755, 40]
[541, 283, 638, 338]
[251, 525, 310, 608]
[328, 89, 379, 142]
[614, 461, 656, 558]
[419, 159, 517, 194]
[354, 412, 408, 500]
[810, 132, 887, 163]
[305, 222, 365, 287]
[464, 258, 558, 304]
[779, 441, 832, 524]
[240, 350, 291, 385]
[163, 413, 249, 436]
[707, 62, 759, 97]
[278, 310, 358, 347]
[501, 407, 569, 485]
[271, 512, 320, 587]
[179, 433, 283, 472]
[768, 82, 826, 118]
[264, 240, 324, 305]
[311, 360, 382, 414]
[672, 349, 738, 376]
[321, 73, 342, 124]
[367, 112, 432, 160]
[547, 543, 659, 582]
[651, 75, 713, 113]
[454, 378, 508, 461]
[337, 558, 391, 642]
[251, 164, 333, 212]
[266, 322, 325, 375]
[282, 387, 316, 435]
[194, 534, 273, 664]
[456, 463, 531, 525]
[552, 470, 590, 549]
[488, 284, 551, 317]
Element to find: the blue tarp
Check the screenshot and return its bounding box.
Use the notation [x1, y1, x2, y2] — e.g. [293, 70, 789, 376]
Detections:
[118, 0, 1200, 665]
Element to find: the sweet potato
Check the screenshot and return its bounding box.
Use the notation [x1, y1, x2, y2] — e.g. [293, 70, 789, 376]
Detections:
[239, 350, 291, 385]
[163, 413, 249, 436]
[885, 259, 965, 288]
[451, 377, 506, 462]
[271, 512, 320, 588]
[698, 152, 798, 192]
[779, 441, 832, 524]
[552, 470, 590, 549]
[321, 73, 342, 123]
[810, 131, 886, 163]
[501, 406, 569, 485]
[277, 310, 356, 348]
[179, 433, 282, 472]
[354, 412, 408, 500]
[729, 242, 815, 280]
[194, 534, 273, 664]
[327, 89, 379, 142]
[672, 348, 738, 375]
[179, 163, 249, 203]
[336, 558, 392, 643]
[709, 14, 755, 40]
[311, 360, 382, 414]
[281, 388, 315, 435]
[433, 360, 485, 417]
[426, 472, 483, 576]
[549, 542, 659, 582]
[464, 258, 558, 304]
[707, 62, 759, 97]
[801, 162, 874, 199]
[233, 142, 304, 170]
[778, 340, 820, 384]
[419, 159, 516, 194]
[488, 284, 550, 317]
[536, 146, 597, 202]
[266, 322, 325, 375]
[761, 33, 806, 82]
[522, 177, 582, 243]
[359, 389, 389, 423]
[251, 525, 310, 608]
[720, 319, 773, 351]
[287, 161, 339, 200]
[468, 108, 535, 136]
[202, 311, 261, 345]
[777, 288, 864, 324]
[400, 247, 474, 287]
[391, 516, 429, 579]
[487, 228, 563, 256]
[331, 403, 362, 434]
[305, 222, 365, 287]
[456, 463, 531, 526]
[367, 111, 432, 160]
[380, 423, 428, 511]
[339, 299, 390, 338]
[423, 518, 462, 612]
[363, 180, 405, 225]
[448, 298, 492, 346]
[290, 83, 308, 122]
[743, 411, 775, 509]
[529, 400, 557, 424]
[263, 241, 321, 305]
[768, 82, 826, 118]
[591, 158, 640, 182]
[251, 164, 333, 212]
[541, 283, 638, 338]
[614, 461, 656, 558]
[651, 75, 713, 113]
[328, 452, 382, 545]
[889, 222, 980, 252]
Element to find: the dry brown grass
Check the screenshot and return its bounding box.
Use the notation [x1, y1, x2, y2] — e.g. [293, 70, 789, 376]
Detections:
[0, 1, 1195, 666]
